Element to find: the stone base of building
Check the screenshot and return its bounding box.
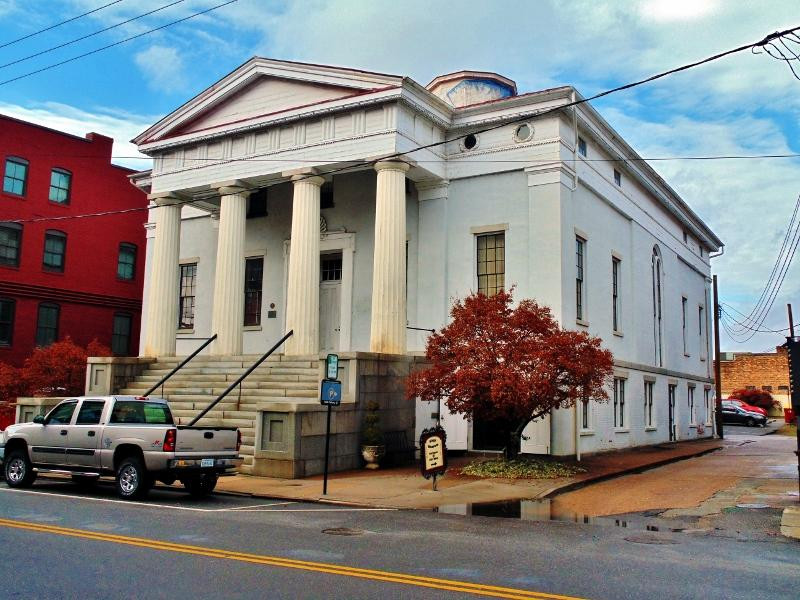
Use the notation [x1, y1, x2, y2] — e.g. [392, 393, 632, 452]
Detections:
[91, 352, 427, 478]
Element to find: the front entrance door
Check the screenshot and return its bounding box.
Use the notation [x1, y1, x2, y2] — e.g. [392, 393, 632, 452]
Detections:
[320, 254, 342, 353]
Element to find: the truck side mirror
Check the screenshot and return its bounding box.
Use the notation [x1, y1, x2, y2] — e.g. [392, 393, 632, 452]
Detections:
[33, 415, 45, 424]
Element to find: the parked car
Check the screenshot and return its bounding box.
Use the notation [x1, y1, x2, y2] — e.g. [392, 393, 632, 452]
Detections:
[723, 398, 767, 417]
[720, 402, 768, 427]
[0, 396, 242, 499]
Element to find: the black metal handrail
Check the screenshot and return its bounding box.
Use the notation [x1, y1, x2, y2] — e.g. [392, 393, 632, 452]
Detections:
[188, 330, 294, 426]
[143, 334, 218, 397]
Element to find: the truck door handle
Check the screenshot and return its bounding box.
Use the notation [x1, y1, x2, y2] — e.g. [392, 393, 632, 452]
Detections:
[88, 431, 96, 437]
[60, 430, 68, 436]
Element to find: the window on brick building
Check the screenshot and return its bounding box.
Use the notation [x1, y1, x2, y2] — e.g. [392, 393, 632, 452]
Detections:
[43, 230, 66, 272]
[49, 169, 71, 204]
[0, 223, 22, 267]
[117, 243, 136, 280]
[0, 298, 14, 346]
[36, 303, 59, 347]
[112, 313, 132, 356]
[3, 157, 28, 196]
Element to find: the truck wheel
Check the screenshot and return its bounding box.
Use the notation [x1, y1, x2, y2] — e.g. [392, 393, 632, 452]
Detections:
[183, 473, 218, 498]
[116, 457, 152, 500]
[4, 449, 37, 488]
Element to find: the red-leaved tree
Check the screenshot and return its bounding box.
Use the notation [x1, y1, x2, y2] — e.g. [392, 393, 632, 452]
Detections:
[729, 388, 779, 410]
[406, 290, 614, 458]
[24, 337, 111, 397]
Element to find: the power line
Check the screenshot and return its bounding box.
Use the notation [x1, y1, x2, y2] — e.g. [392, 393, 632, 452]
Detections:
[0, 0, 189, 71]
[720, 306, 791, 334]
[0, 1, 124, 50]
[0, 0, 238, 87]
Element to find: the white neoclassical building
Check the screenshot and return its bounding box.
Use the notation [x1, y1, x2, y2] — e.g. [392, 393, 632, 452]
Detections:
[129, 57, 722, 460]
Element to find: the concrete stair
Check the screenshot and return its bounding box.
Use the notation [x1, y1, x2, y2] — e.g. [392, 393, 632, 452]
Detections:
[118, 354, 321, 474]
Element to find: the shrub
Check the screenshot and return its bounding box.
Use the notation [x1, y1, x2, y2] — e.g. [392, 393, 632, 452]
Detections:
[361, 400, 384, 446]
[24, 337, 88, 397]
[729, 388, 779, 410]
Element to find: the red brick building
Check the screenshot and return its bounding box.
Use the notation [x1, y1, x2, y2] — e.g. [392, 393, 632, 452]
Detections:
[0, 114, 147, 366]
[718, 347, 791, 409]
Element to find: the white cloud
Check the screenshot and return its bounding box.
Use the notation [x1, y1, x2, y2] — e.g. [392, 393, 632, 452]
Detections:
[638, 0, 721, 22]
[0, 101, 155, 169]
[134, 44, 187, 93]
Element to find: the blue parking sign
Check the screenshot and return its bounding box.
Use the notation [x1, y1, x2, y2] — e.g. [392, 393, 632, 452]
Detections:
[320, 379, 342, 406]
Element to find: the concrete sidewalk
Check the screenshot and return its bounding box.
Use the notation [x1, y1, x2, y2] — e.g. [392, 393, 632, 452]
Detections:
[216, 438, 723, 509]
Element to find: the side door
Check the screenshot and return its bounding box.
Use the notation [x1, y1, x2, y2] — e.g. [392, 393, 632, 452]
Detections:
[67, 399, 105, 468]
[29, 400, 77, 466]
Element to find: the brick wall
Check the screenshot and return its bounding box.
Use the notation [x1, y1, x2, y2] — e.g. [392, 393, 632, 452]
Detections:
[717, 347, 791, 408]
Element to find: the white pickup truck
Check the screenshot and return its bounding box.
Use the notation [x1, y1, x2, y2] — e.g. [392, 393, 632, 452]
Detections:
[0, 395, 242, 499]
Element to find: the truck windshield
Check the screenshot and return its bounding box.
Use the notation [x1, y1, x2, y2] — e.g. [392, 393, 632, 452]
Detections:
[109, 401, 174, 425]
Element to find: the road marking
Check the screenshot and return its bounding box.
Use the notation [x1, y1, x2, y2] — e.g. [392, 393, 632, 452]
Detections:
[0, 487, 393, 513]
[0, 518, 585, 600]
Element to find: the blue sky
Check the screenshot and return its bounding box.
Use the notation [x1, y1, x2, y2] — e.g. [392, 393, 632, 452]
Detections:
[1, 0, 799, 351]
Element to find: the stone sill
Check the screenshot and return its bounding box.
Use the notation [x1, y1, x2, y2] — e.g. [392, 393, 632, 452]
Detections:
[613, 330, 624, 338]
[645, 426, 658, 432]
[614, 428, 630, 434]
[579, 429, 595, 436]
[575, 319, 590, 328]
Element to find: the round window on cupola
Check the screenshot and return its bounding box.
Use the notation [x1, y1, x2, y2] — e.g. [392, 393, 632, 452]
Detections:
[514, 123, 533, 142]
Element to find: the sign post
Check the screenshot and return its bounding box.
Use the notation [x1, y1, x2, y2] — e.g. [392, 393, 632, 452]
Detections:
[420, 426, 447, 491]
[320, 355, 341, 496]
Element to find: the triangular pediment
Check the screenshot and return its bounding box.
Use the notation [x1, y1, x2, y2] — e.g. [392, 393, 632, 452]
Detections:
[174, 76, 362, 136]
[134, 57, 404, 146]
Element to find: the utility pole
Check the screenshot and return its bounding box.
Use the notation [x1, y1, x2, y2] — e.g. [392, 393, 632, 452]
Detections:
[786, 304, 799, 501]
[713, 276, 724, 439]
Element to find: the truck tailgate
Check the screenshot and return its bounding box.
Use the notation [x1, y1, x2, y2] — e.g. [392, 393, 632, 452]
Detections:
[175, 427, 238, 455]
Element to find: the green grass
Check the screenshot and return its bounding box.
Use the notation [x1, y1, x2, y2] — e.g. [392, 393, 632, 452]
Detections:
[778, 423, 797, 437]
[461, 457, 586, 479]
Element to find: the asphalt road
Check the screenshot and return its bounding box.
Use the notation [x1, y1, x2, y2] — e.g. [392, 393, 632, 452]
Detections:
[0, 476, 797, 599]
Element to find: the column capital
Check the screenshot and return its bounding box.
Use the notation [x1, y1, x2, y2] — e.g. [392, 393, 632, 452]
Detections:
[374, 160, 411, 174]
[291, 174, 325, 187]
[148, 192, 184, 206]
[213, 179, 252, 197]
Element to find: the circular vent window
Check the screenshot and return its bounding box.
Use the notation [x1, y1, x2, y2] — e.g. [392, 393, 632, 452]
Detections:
[515, 123, 533, 142]
[462, 134, 478, 151]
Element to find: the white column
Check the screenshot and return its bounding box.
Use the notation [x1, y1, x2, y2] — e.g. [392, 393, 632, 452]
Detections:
[285, 174, 324, 356]
[143, 195, 182, 357]
[370, 161, 410, 354]
[211, 183, 250, 356]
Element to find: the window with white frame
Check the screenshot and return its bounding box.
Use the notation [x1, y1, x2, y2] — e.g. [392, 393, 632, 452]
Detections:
[581, 399, 591, 431]
[652, 246, 663, 366]
[577, 137, 587, 157]
[688, 386, 696, 425]
[704, 388, 711, 425]
[612, 256, 620, 332]
[682, 297, 688, 355]
[576, 236, 586, 321]
[644, 380, 655, 428]
[613, 377, 626, 428]
[614, 169, 622, 186]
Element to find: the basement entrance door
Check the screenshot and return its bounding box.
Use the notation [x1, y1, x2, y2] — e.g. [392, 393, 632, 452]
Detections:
[320, 253, 342, 353]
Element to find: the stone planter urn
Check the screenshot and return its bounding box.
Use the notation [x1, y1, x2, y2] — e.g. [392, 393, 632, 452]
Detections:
[361, 445, 386, 469]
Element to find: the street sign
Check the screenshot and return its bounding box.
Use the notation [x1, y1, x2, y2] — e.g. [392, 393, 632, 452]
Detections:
[420, 425, 448, 480]
[320, 379, 342, 406]
[326, 353, 339, 380]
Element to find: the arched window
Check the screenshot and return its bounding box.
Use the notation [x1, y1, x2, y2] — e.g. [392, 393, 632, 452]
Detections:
[652, 246, 663, 366]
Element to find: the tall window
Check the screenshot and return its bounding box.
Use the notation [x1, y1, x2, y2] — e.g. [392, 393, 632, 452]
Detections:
[704, 388, 711, 424]
[614, 169, 622, 186]
[581, 399, 591, 430]
[0, 298, 14, 345]
[112, 313, 132, 356]
[179, 263, 197, 329]
[644, 381, 654, 427]
[613, 377, 625, 428]
[682, 297, 688, 355]
[0, 223, 22, 267]
[3, 157, 28, 196]
[576, 236, 586, 320]
[612, 257, 620, 332]
[117, 243, 136, 280]
[477, 232, 505, 296]
[699, 305, 706, 360]
[652, 246, 663, 366]
[36, 303, 59, 346]
[43, 230, 66, 272]
[49, 169, 71, 204]
[244, 257, 264, 326]
[688, 386, 696, 425]
[577, 137, 587, 157]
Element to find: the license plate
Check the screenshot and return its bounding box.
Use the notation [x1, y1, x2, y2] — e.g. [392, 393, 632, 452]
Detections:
[201, 458, 214, 468]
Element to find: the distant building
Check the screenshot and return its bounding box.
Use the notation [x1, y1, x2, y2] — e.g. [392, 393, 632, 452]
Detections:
[719, 348, 791, 409]
[116, 58, 721, 476]
[0, 114, 148, 366]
